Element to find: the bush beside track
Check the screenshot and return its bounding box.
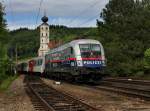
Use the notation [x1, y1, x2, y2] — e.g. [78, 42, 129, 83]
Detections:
[0, 75, 18, 91]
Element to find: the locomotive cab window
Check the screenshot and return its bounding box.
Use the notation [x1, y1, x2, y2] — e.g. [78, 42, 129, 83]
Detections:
[79, 44, 101, 58]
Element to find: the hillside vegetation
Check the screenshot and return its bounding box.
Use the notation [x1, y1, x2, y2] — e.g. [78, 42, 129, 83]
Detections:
[97, 0, 150, 76]
[8, 27, 97, 59]
[0, 2, 10, 80]
[4, 0, 150, 77]
[0, 2, 16, 89]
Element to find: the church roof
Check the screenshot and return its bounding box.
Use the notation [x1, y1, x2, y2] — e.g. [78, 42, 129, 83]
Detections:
[40, 22, 49, 26]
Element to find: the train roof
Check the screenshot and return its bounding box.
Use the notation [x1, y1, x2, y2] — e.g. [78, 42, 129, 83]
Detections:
[46, 39, 102, 54]
[70, 39, 100, 44]
[18, 56, 44, 64]
[28, 56, 44, 61]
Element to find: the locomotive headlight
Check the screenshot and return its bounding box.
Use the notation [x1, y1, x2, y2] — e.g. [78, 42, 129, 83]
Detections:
[77, 61, 83, 66]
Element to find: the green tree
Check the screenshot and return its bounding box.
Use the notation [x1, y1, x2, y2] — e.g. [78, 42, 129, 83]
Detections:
[144, 49, 150, 72]
[0, 2, 8, 44]
[0, 2, 10, 81]
[8, 26, 93, 59]
[97, 0, 150, 76]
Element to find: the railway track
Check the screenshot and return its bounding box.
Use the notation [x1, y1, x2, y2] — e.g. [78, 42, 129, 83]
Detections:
[104, 78, 150, 85]
[94, 78, 150, 101]
[25, 76, 99, 111]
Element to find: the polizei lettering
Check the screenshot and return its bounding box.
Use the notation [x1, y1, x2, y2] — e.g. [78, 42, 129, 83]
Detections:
[83, 61, 101, 65]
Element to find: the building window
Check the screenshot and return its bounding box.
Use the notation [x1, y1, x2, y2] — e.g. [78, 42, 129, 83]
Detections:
[41, 33, 43, 36]
[46, 33, 47, 36]
[46, 27, 48, 30]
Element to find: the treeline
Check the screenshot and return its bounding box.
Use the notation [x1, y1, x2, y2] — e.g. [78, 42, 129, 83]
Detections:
[6, 0, 150, 77]
[97, 0, 150, 76]
[8, 28, 39, 59]
[8, 26, 95, 59]
[0, 2, 14, 82]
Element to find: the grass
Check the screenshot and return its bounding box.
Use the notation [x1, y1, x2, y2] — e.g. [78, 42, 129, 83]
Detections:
[0, 75, 18, 91]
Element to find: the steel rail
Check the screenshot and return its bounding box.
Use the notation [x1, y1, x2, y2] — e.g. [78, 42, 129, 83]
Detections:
[92, 78, 150, 101]
[26, 76, 100, 111]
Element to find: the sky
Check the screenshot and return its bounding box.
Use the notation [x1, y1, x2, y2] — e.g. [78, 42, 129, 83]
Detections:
[1, 0, 109, 30]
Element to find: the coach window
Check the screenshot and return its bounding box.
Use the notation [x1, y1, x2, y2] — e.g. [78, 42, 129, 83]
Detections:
[70, 47, 73, 54]
[39, 59, 42, 65]
[37, 60, 40, 66]
[39, 60, 41, 65]
[45, 55, 47, 60]
[36, 60, 37, 66]
[39, 60, 40, 65]
[35, 61, 36, 66]
[37, 60, 39, 66]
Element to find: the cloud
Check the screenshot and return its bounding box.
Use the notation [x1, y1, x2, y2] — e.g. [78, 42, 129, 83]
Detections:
[7, 17, 97, 30]
[2, 0, 109, 30]
[7, 24, 35, 31]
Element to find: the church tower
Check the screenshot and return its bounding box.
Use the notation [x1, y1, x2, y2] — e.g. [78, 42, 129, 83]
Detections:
[38, 15, 49, 57]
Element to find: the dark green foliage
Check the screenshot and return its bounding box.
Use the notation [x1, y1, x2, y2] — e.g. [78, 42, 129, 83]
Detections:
[9, 26, 95, 59]
[0, 44, 11, 81]
[0, 2, 13, 82]
[0, 3, 5, 31]
[144, 48, 150, 73]
[97, 0, 150, 76]
[0, 3, 8, 44]
[6, 0, 150, 77]
[8, 28, 39, 59]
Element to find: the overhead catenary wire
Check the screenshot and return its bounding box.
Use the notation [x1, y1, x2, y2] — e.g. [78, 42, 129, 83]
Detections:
[5, 0, 101, 29]
[8, 0, 15, 28]
[68, 0, 100, 26]
[35, 0, 44, 27]
[78, 14, 99, 27]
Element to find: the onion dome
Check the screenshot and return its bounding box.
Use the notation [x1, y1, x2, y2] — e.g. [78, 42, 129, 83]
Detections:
[41, 16, 48, 23]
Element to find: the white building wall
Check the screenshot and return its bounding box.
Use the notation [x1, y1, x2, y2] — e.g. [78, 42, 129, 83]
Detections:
[38, 24, 49, 57]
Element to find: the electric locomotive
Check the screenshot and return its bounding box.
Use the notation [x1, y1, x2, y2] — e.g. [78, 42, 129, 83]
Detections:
[45, 39, 106, 82]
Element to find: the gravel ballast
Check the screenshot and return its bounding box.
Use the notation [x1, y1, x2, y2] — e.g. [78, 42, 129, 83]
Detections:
[1, 75, 150, 111]
[43, 78, 150, 111]
[0, 75, 34, 111]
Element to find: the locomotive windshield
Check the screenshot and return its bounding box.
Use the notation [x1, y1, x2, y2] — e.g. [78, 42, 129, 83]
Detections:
[79, 44, 101, 58]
